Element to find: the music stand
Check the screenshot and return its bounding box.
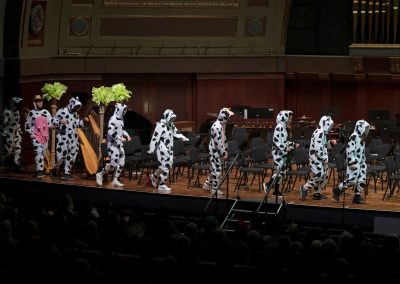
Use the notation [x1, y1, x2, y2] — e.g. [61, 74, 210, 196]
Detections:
[368, 110, 390, 121]
[231, 106, 251, 117]
[247, 108, 274, 127]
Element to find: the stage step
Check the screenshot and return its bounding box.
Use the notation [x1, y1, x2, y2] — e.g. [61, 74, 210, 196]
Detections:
[220, 198, 287, 232]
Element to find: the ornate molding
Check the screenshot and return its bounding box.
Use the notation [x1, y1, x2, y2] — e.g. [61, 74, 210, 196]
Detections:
[70, 17, 91, 37]
[103, 0, 240, 8]
[390, 57, 400, 73]
[352, 56, 364, 73]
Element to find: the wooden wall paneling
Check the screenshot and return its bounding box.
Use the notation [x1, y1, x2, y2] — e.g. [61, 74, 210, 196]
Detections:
[275, 74, 286, 111]
[196, 78, 238, 132]
[319, 75, 332, 108]
[353, 76, 367, 121]
[366, 80, 394, 121]
[285, 80, 322, 121]
[196, 76, 286, 131]
[119, 80, 148, 122]
[238, 78, 281, 110]
[285, 79, 298, 116]
[331, 81, 357, 123]
[148, 78, 192, 124]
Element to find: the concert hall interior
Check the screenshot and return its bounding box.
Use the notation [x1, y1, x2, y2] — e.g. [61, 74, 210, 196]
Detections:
[2, 1, 400, 282]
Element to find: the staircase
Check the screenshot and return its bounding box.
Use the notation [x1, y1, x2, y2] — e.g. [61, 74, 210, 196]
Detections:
[220, 197, 287, 233]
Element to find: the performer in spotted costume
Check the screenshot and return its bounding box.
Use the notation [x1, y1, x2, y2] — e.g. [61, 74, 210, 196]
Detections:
[1, 97, 23, 172]
[332, 119, 370, 204]
[265, 110, 298, 195]
[148, 109, 188, 192]
[300, 115, 336, 201]
[96, 103, 131, 187]
[24, 94, 53, 178]
[51, 97, 85, 180]
[203, 107, 234, 196]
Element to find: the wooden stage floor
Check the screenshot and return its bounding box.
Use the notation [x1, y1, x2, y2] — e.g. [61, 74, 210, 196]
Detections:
[1, 165, 400, 231]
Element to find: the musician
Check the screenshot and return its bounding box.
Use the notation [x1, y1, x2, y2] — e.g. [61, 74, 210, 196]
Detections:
[265, 110, 299, 195]
[96, 103, 131, 187]
[51, 96, 85, 180]
[202, 107, 234, 196]
[332, 119, 370, 204]
[24, 94, 53, 178]
[300, 115, 336, 200]
[1, 97, 24, 172]
[148, 109, 189, 192]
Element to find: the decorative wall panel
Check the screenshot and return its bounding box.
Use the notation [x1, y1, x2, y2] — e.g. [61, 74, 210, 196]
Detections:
[28, 1, 46, 47]
[103, 0, 240, 8]
[72, 0, 94, 5]
[100, 16, 237, 37]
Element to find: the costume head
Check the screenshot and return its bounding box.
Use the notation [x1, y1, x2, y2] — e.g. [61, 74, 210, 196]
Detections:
[162, 109, 177, 124]
[33, 94, 44, 110]
[319, 115, 334, 134]
[217, 107, 234, 123]
[276, 110, 293, 127]
[114, 103, 128, 119]
[9, 97, 23, 111]
[67, 97, 82, 113]
[354, 119, 370, 140]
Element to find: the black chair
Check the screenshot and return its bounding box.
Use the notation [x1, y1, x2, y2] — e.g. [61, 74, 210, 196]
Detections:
[124, 136, 147, 180]
[383, 155, 400, 200]
[334, 152, 346, 188]
[171, 139, 191, 183]
[187, 147, 210, 189]
[367, 143, 391, 191]
[283, 148, 311, 193]
[327, 142, 344, 186]
[235, 146, 269, 193]
[137, 148, 160, 185]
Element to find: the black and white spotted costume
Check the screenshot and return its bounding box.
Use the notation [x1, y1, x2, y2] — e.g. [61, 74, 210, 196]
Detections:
[148, 109, 188, 192]
[300, 116, 334, 200]
[51, 97, 84, 176]
[333, 119, 369, 204]
[24, 96, 52, 176]
[266, 110, 296, 194]
[203, 107, 234, 195]
[1, 97, 23, 167]
[96, 103, 130, 187]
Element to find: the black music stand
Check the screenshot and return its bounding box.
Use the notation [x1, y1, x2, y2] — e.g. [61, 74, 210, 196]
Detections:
[247, 108, 274, 127]
[368, 110, 390, 122]
[231, 105, 251, 117]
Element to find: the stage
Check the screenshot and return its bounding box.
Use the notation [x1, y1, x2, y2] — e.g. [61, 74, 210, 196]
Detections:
[1, 166, 400, 234]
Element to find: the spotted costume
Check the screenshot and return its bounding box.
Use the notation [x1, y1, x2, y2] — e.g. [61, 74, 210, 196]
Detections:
[51, 97, 84, 178]
[96, 103, 130, 187]
[265, 110, 296, 194]
[1, 97, 23, 169]
[148, 109, 188, 192]
[333, 119, 370, 204]
[24, 96, 52, 177]
[300, 116, 334, 200]
[203, 108, 234, 195]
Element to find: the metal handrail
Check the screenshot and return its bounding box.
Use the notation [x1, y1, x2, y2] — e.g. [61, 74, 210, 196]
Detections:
[256, 157, 287, 214]
[204, 153, 240, 212]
